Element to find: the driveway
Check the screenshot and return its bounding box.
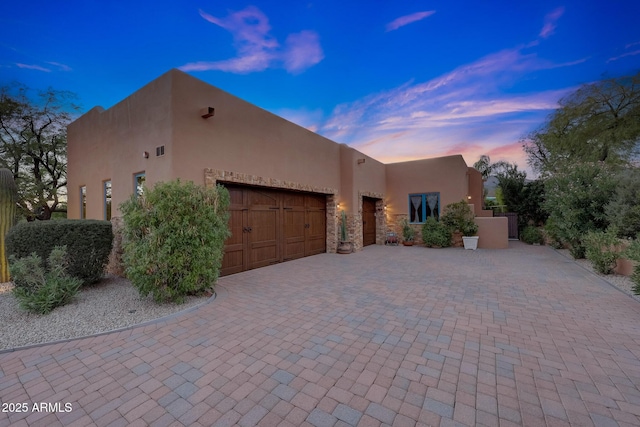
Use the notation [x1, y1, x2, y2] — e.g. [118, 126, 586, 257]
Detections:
[1, 242, 639, 426]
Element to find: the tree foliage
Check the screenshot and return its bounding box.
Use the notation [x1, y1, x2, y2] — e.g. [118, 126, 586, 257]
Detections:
[523, 72, 640, 175]
[0, 84, 78, 220]
[544, 162, 617, 258]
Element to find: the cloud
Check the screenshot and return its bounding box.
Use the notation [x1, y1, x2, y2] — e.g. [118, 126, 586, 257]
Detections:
[386, 11, 436, 32]
[181, 6, 323, 74]
[311, 41, 579, 171]
[539, 7, 564, 39]
[46, 62, 72, 72]
[608, 41, 640, 62]
[16, 63, 51, 72]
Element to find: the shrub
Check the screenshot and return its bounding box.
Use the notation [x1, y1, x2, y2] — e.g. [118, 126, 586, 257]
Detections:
[624, 238, 640, 295]
[10, 246, 82, 314]
[605, 168, 640, 239]
[544, 162, 616, 259]
[5, 220, 113, 284]
[584, 229, 621, 275]
[441, 200, 478, 236]
[421, 217, 451, 248]
[120, 180, 230, 303]
[520, 226, 544, 245]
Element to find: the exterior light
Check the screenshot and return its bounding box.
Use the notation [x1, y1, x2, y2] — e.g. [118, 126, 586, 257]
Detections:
[142, 151, 149, 159]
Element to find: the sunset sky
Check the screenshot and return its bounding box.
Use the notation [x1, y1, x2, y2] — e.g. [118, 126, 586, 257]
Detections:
[2, 1, 639, 175]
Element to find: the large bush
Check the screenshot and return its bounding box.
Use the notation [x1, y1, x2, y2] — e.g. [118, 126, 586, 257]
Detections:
[625, 238, 640, 295]
[421, 217, 451, 248]
[584, 229, 621, 275]
[120, 180, 230, 303]
[544, 162, 616, 258]
[10, 246, 82, 314]
[441, 200, 478, 236]
[605, 168, 640, 239]
[5, 220, 113, 284]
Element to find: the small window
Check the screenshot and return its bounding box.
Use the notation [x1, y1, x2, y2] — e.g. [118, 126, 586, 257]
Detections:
[104, 180, 112, 220]
[156, 146, 165, 156]
[409, 192, 440, 223]
[80, 186, 87, 219]
[134, 172, 145, 198]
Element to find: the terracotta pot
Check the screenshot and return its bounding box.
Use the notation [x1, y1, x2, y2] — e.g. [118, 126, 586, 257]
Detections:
[402, 241, 414, 246]
[337, 241, 353, 254]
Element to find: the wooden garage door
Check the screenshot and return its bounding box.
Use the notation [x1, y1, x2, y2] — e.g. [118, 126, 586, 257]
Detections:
[221, 185, 326, 276]
[362, 197, 377, 247]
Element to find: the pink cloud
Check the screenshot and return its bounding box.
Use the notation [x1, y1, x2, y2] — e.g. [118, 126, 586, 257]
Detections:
[608, 49, 640, 63]
[539, 7, 564, 39]
[181, 7, 323, 74]
[386, 11, 436, 32]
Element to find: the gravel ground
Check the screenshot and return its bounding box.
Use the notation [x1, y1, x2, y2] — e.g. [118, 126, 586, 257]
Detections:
[0, 276, 212, 352]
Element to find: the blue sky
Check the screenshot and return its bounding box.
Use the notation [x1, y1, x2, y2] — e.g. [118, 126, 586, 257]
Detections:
[2, 1, 639, 174]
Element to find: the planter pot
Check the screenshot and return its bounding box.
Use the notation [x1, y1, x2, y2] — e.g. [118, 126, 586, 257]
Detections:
[402, 241, 414, 246]
[337, 241, 353, 254]
[463, 236, 479, 250]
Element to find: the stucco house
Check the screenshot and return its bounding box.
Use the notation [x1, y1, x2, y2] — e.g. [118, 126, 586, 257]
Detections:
[67, 69, 506, 276]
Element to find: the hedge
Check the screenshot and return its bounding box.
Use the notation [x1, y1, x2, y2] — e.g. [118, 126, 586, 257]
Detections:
[5, 219, 113, 284]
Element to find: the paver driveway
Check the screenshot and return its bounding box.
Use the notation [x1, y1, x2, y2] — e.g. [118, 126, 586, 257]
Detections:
[1, 242, 640, 426]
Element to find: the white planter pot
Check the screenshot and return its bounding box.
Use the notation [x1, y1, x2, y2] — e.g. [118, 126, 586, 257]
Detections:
[463, 236, 479, 250]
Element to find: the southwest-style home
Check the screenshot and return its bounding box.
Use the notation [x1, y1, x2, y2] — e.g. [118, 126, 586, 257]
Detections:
[68, 69, 507, 276]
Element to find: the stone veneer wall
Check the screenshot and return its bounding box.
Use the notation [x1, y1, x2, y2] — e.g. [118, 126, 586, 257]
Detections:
[204, 168, 340, 253]
[353, 191, 386, 252]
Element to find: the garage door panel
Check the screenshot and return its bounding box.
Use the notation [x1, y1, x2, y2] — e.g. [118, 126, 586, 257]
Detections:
[221, 184, 327, 276]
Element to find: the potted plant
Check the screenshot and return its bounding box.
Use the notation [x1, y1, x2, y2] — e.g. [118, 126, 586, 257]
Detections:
[337, 210, 353, 254]
[441, 200, 479, 250]
[400, 218, 415, 246]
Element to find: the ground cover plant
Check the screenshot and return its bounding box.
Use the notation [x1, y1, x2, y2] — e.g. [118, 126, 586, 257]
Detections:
[10, 246, 82, 314]
[120, 180, 230, 303]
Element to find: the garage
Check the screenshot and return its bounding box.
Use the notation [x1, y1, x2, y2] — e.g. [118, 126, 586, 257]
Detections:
[221, 184, 327, 276]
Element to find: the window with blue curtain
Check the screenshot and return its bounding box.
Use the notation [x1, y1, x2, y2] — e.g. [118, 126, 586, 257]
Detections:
[408, 192, 440, 223]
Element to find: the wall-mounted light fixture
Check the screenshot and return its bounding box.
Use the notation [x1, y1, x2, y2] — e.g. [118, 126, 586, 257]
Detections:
[142, 151, 149, 159]
[201, 107, 215, 119]
[357, 158, 366, 165]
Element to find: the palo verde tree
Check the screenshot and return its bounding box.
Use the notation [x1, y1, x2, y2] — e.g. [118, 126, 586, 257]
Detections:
[0, 84, 78, 220]
[523, 71, 640, 176]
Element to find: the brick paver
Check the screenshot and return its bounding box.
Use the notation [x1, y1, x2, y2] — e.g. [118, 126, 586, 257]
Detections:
[1, 242, 640, 426]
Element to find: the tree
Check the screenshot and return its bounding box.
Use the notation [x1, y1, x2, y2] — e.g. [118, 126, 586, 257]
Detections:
[0, 84, 78, 220]
[523, 72, 640, 176]
[473, 154, 493, 180]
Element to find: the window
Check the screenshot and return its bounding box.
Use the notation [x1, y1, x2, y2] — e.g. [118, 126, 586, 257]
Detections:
[80, 186, 87, 219]
[156, 145, 165, 156]
[134, 172, 145, 198]
[104, 180, 112, 220]
[409, 192, 440, 223]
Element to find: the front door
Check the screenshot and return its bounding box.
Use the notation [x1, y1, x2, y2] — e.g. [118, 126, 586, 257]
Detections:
[362, 197, 377, 246]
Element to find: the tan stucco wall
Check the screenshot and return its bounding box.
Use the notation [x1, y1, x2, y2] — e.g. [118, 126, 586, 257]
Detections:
[68, 73, 175, 219]
[476, 217, 509, 249]
[385, 155, 470, 221]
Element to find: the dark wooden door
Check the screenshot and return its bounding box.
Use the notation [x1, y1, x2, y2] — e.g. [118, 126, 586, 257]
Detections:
[305, 194, 326, 256]
[221, 185, 326, 276]
[496, 212, 518, 239]
[247, 189, 280, 270]
[221, 187, 246, 276]
[362, 197, 377, 246]
[283, 192, 306, 261]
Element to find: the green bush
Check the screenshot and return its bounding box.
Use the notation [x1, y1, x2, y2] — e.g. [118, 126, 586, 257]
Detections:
[544, 162, 616, 259]
[10, 246, 82, 314]
[399, 217, 415, 242]
[120, 180, 230, 303]
[605, 168, 640, 239]
[5, 220, 113, 284]
[624, 238, 640, 295]
[440, 200, 478, 236]
[421, 217, 451, 248]
[520, 226, 544, 245]
[584, 229, 621, 275]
